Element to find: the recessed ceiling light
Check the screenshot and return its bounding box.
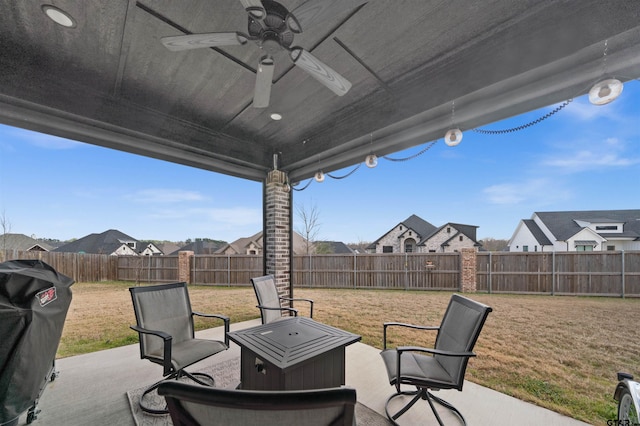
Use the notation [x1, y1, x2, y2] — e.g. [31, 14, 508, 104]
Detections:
[42, 5, 76, 28]
[270, 113, 282, 121]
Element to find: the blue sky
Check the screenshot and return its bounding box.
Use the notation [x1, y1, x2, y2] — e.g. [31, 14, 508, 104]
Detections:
[0, 80, 638, 244]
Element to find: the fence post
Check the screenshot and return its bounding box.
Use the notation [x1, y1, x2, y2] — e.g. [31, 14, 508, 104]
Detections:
[353, 252, 357, 289]
[404, 253, 408, 290]
[488, 252, 492, 294]
[178, 251, 194, 284]
[621, 250, 625, 298]
[552, 251, 555, 296]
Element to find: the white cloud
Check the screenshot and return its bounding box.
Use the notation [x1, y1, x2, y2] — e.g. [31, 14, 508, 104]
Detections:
[541, 137, 640, 172]
[482, 179, 570, 206]
[127, 189, 207, 203]
[483, 183, 526, 204]
[562, 97, 619, 121]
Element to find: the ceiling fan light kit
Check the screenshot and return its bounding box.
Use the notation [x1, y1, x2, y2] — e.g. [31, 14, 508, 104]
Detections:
[160, 0, 355, 108]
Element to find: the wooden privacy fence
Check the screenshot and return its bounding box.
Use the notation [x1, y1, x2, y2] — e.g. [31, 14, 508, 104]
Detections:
[0, 249, 118, 282]
[293, 253, 460, 290]
[3, 250, 640, 297]
[477, 251, 640, 296]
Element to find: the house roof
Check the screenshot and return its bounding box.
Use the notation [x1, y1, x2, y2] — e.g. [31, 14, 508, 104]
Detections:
[171, 240, 226, 255]
[416, 222, 480, 247]
[0, 233, 53, 251]
[535, 210, 640, 241]
[218, 231, 310, 255]
[368, 214, 437, 248]
[54, 229, 138, 254]
[523, 219, 553, 246]
[217, 231, 263, 254]
[156, 242, 181, 255]
[315, 241, 354, 254]
[402, 215, 438, 239]
[2, 2, 639, 183]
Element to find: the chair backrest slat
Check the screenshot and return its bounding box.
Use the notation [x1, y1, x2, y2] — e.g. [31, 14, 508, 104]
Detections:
[434, 294, 492, 389]
[251, 275, 282, 324]
[130, 282, 194, 359]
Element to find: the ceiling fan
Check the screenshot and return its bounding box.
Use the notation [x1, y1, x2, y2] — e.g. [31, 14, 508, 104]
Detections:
[161, 0, 361, 108]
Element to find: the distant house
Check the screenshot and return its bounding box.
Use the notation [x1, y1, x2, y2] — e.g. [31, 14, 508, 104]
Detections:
[0, 233, 53, 252]
[508, 209, 640, 252]
[171, 239, 226, 255]
[217, 231, 311, 255]
[314, 241, 354, 254]
[138, 241, 164, 256]
[54, 229, 160, 256]
[367, 214, 481, 254]
[156, 242, 181, 256]
[216, 232, 263, 255]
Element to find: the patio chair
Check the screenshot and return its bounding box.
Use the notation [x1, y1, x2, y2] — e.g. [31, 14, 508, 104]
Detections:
[251, 275, 314, 324]
[380, 294, 492, 425]
[129, 282, 230, 415]
[158, 381, 357, 426]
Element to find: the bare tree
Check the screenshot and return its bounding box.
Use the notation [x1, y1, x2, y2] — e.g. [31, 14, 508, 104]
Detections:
[295, 202, 321, 254]
[1, 210, 11, 257]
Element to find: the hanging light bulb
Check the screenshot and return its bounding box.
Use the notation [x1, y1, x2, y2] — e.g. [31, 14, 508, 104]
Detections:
[365, 154, 378, 168]
[444, 128, 463, 147]
[588, 78, 623, 105]
[314, 171, 325, 183]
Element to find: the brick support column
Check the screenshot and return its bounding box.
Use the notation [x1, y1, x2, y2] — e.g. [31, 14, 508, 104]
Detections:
[460, 248, 477, 292]
[264, 169, 292, 304]
[178, 250, 194, 284]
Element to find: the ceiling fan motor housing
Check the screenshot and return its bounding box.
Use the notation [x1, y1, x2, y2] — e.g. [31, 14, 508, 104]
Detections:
[248, 0, 294, 52]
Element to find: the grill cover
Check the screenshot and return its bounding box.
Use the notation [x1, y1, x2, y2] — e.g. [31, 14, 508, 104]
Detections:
[0, 260, 74, 424]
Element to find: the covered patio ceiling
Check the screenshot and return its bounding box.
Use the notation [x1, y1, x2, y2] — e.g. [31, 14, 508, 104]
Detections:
[1, 0, 639, 183]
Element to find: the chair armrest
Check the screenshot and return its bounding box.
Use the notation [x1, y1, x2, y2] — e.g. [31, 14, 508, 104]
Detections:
[130, 325, 173, 374]
[396, 345, 476, 358]
[130, 325, 172, 341]
[192, 312, 231, 346]
[280, 297, 314, 318]
[256, 305, 299, 316]
[382, 322, 439, 350]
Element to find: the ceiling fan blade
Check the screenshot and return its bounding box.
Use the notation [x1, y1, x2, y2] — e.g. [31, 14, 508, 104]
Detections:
[253, 56, 275, 108]
[161, 32, 248, 51]
[239, 0, 266, 20]
[287, 0, 366, 33]
[290, 48, 352, 96]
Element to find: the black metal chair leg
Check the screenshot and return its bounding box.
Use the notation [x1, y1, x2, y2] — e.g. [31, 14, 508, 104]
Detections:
[429, 391, 467, 425]
[185, 371, 216, 386]
[384, 389, 424, 425]
[139, 370, 216, 415]
[139, 377, 171, 415]
[384, 387, 468, 426]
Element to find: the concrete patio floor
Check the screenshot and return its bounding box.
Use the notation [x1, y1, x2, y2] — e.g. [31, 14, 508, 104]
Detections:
[15, 319, 590, 426]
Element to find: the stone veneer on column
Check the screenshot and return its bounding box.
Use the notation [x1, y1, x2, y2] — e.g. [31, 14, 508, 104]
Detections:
[460, 247, 477, 292]
[178, 250, 194, 284]
[264, 169, 292, 303]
